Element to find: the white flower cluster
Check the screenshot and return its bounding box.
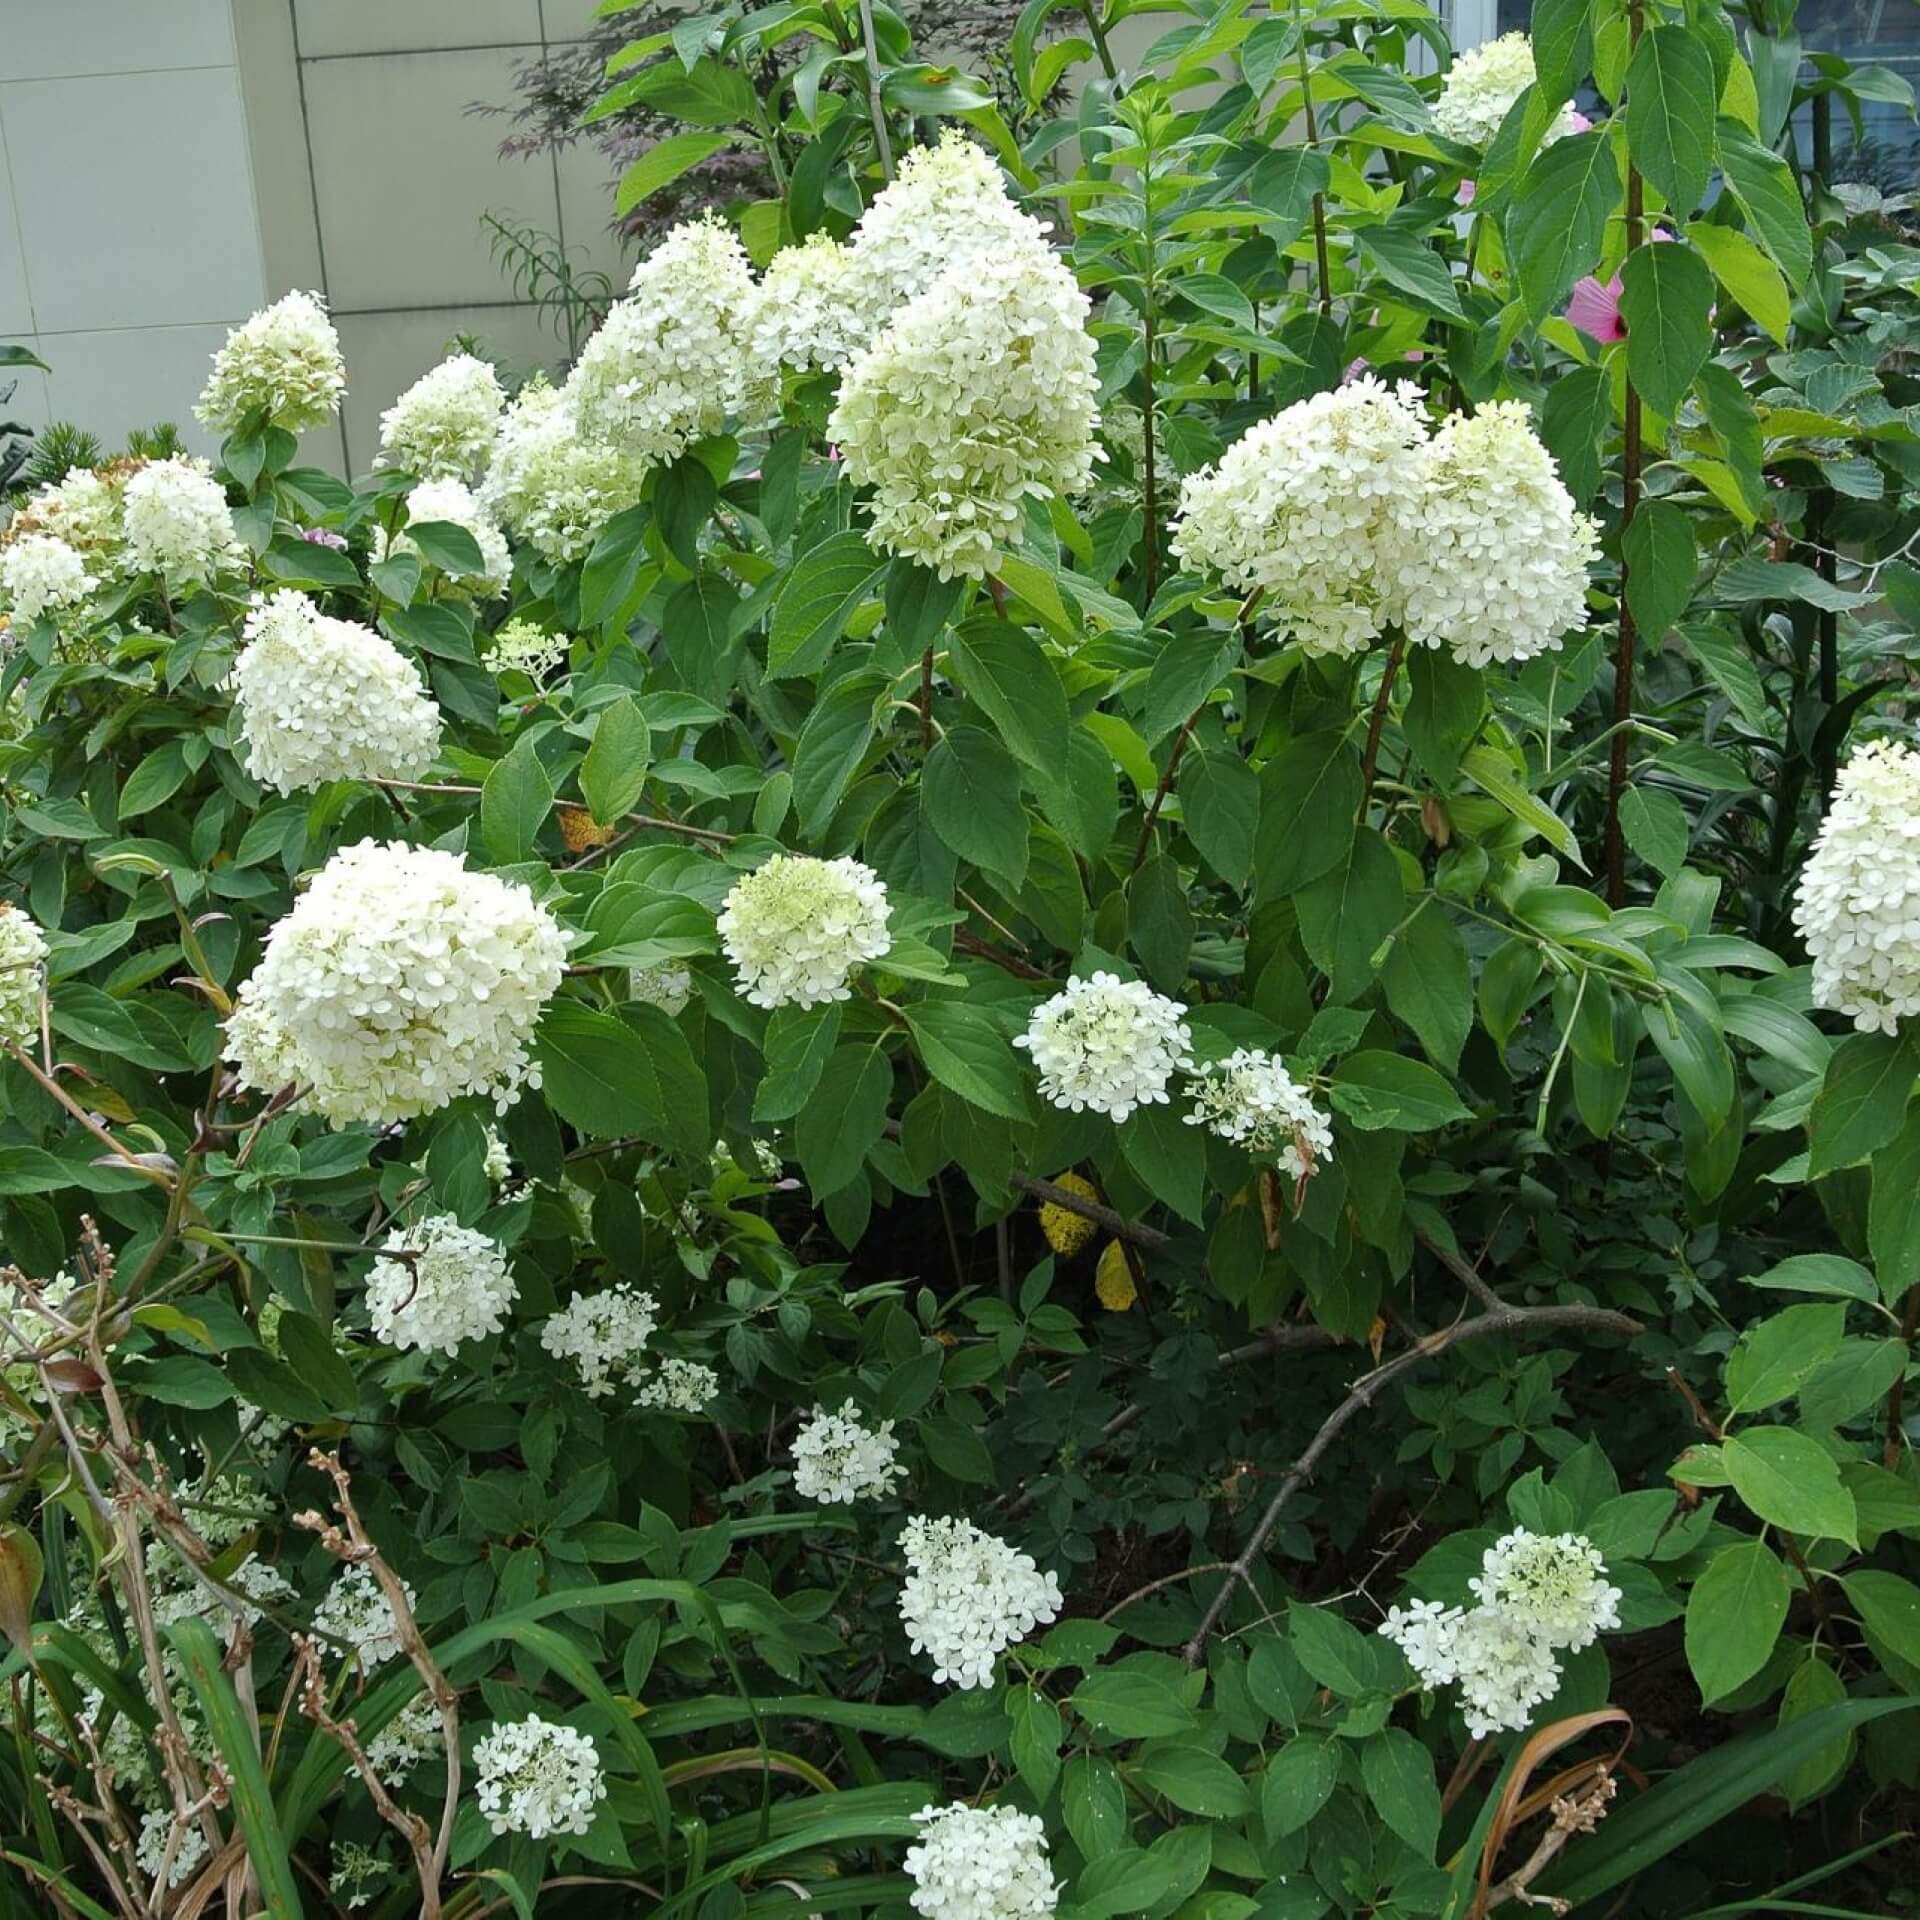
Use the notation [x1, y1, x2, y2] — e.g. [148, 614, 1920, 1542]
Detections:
[830, 234, 1100, 580]
[1379, 1528, 1621, 1737]
[636, 1356, 719, 1413]
[137, 1809, 210, 1891]
[1171, 377, 1428, 658]
[225, 839, 569, 1125]
[197, 289, 347, 435]
[1015, 973, 1194, 1123]
[541, 1285, 659, 1397]
[228, 589, 442, 794]
[1175, 384, 1596, 666]
[744, 232, 871, 378]
[1793, 739, 1920, 1032]
[148, 1542, 294, 1647]
[1185, 1048, 1334, 1181]
[793, 1400, 906, 1504]
[1395, 401, 1601, 666]
[377, 352, 503, 478]
[312, 1564, 412, 1667]
[0, 1266, 78, 1444]
[897, 1515, 1062, 1689]
[389, 477, 511, 595]
[1432, 33, 1584, 149]
[365, 1214, 517, 1355]
[366, 1697, 443, 1785]
[718, 854, 891, 1009]
[119, 456, 245, 586]
[484, 615, 570, 680]
[0, 902, 48, 1049]
[568, 214, 757, 463]
[629, 962, 694, 1016]
[0, 531, 96, 624]
[19, 466, 120, 563]
[905, 1803, 1059, 1920]
[483, 1128, 513, 1185]
[474, 1716, 607, 1838]
[480, 379, 651, 564]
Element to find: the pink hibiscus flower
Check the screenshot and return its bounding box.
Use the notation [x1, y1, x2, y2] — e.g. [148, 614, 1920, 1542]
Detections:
[1564, 223, 1672, 345]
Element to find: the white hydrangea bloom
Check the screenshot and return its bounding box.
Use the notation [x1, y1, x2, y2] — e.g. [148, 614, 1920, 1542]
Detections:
[228, 589, 442, 794]
[1014, 972, 1194, 1123]
[793, 1400, 906, 1504]
[148, 1546, 294, 1649]
[225, 839, 569, 1125]
[1793, 739, 1920, 1032]
[483, 1128, 513, 1185]
[1378, 1598, 1463, 1685]
[1470, 1529, 1623, 1652]
[119, 456, 246, 586]
[387, 477, 511, 595]
[197, 290, 346, 435]
[328, 1839, 390, 1909]
[474, 1716, 607, 1838]
[541, 1285, 659, 1397]
[1449, 1603, 1567, 1737]
[365, 1214, 516, 1356]
[177, 1471, 273, 1550]
[629, 962, 693, 1016]
[1390, 401, 1598, 667]
[312, 1564, 412, 1667]
[636, 1356, 719, 1413]
[377, 353, 504, 478]
[841, 132, 1049, 337]
[1433, 33, 1584, 148]
[137, 1809, 210, 1891]
[717, 854, 891, 1009]
[1171, 377, 1429, 658]
[829, 236, 1101, 580]
[15, 467, 120, 563]
[366, 1697, 443, 1785]
[905, 1802, 1059, 1920]
[480, 379, 651, 564]
[567, 214, 756, 462]
[1185, 1049, 1334, 1181]
[745, 232, 872, 378]
[0, 903, 49, 1049]
[484, 616, 570, 680]
[0, 532, 95, 624]
[897, 1515, 1062, 1689]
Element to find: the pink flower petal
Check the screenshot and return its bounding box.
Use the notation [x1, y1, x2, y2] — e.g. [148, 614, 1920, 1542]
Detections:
[1565, 274, 1626, 343]
[1458, 177, 1477, 206]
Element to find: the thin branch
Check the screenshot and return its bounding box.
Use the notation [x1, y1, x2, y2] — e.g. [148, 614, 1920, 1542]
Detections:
[855, 0, 894, 180]
[1359, 632, 1407, 814]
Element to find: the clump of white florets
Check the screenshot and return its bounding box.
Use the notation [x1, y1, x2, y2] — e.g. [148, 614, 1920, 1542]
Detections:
[1186, 1048, 1334, 1182]
[1015, 973, 1194, 1123]
[15, 466, 121, 563]
[364, 1214, 516, 1356]
[636, 1356, 719, 1413]
[473, 1716, 606, 1839]
[793, 1401, 906, 1504]
[0, 1266, 79, 1444]
[718, 854, 891, 1010]
[1432, 33, 1584, 148]
[1379, 1528, 1621, 1737]
[388, 477, 511, 595]
[197, 290, 346, 434]
[137, 1809, 210, 1891]
[629, 962, 693, 1016]
[483, 1129, 513, 1185]
[119, 455, 245, 586]
[228, 589, 442, 794]
[484, 616, 569, 680]
[541, 1285, 658, 1398]
[1391, 400, 1598, 667]
[568, 215, 756, 462]
[1171, 377, 1429, 658]
[897, 1516, 1062, 1689]
[377, 353, 503, 479]
[839, 132, 1047, 337]
[480, 379, 651, 564]
[1793, 739, 1920, 1033]
[0, 902, 48, 1050]
[0, 532, 95, 623]
[905, 1803, 1059, 1920]
[367, 1697, 443, 1785]
[312, 1564, 412, 1667]
[830, 235, 1101, 580]
[225, 839, 569, 1125]
[745, 232, 872, 378]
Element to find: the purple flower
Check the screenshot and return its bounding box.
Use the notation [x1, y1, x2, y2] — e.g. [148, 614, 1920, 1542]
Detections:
[300, 527, 348, 551]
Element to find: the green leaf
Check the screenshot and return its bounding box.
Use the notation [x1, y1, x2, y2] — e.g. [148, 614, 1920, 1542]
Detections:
[1354, 224, 1465, 321]
[923, 725, 1029, 889]
[117, 740, 193, 817]
[794, 1043, 892, 1196]
[1725, 1303, 1847, 1412]
[1687, 220, 1791, 343]
[1069, 1668, 1198, 1739]
[1119, 1102, 1208, 1224]
[1129, 854, 1192, 995]
[1136, 1745, 1250, 1818]
[1381, 903, 1471, 1073]
[1808, 1030, 1917, 1177]
[1840, 1569, 1920, 1673]
[1722, 1428, 1858, 1544]
[1403, 649, 1484, 788]
[1530, 0, 1593, 109]
[1717, 117, 1814, 288]
[754, 1005, 842, 1123]
[1256, 731, 1362, 899]
[1329, 1052, 1472, 1132]
[1619, 788, 1689, 878]
[1261, 1737, 1338, 1836]
[1178, 748, 1257, 888]
[1248, 148, 1331, 236]
[1619, 239, 1715, 418]
[616, 129, 734, 213]
[884, 559, 967, 652]
[481, 737, 553, 865]
[1622, 498, 1697, 643]
[1684, 1539, 1790, 1705]
[769, 532, 884, 679]
[946, 620, 1069, 774]
[1539, 363, 1612, 505]
[791, 670, 882, 835]
[1745, 1253, 1879, 1305]
[1360, 1726, 1441, 1858]
[276, 1310, 357, 1417]
[903, 1001, 1030, 1122]
[580, 695, 652, 826]
[1508, 129, 1621, 318]
[405, 517, 485, 579]
[1461, 743, 1583, 864]
[1777, 1654, 1851, 1809]
[1870, 1105, 1920, 1302]
[1142, 629, 1240, 748]
[1296, 825, 1403, 1004]
[1287, 1600, 1381, 1697]
[537, 1001, 680, 1144]
[1625, 26, 1717, 214]
[1007, 1684, 1063, 1802]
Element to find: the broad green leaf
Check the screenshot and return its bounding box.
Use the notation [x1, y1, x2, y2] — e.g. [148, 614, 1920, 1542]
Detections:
[794, 1043, 892, 1196]
[1777, 1654, 1851, 1809]
[769, 532, 884, 679]
[1287, 1601, 1382, 1697]
[616, 129, 734, 213]
[1717, 117, 1814, 287]
[1870, 1104, 1920, 1301]
[580, 694, 652, 825]
[1256, 731, 1363, 898]
[1403, 648, 1484, 788]
[1530, 0, 1592, 109]
[1069, 1668, 1198, 1739]
[1296, 826, 1403, 1004]
[1461, 743, 1582, 863]
[1329, 1052, 1472, 1132]
[923, 725, 1029, 889]
[1381, 902, 1471, 1073]
[792, 670, 882, 835]
[1120, 1101, 1208, 1224]
[1622, 498, 1697, 643]
[537, 1002, 678, 1143]
[1620, 239, 1715, 418]
[1722, 1428, 1858, 1544]
[1685, 1538, 1789, 1704]
[1625, 26, 1717, 214]
[1354, 224, 1465, 321]
[1840, 1569, 1920, 1673]
[1262, 1737, 1338, 1837]
[1007, 1683, 1063, 1802]
[1135, 1744, 1250, 1818]
[1724, 1302, 1846, 1412]
[1619, 787, 1689, 878]
[903, 1001, 1030, 1122]
[481, 737, 553, 865]
[1178, 747, 1258, 889]
[1360, 1726, 1441, 1858]
[1744, 1253, 1878, 1304]
[1808, 1029, 1917, 1177]
[1508, 129, 1620, 318]
[1687, 220, 1791, 343]
[946, 620, 1069, 773]
[1142, 628, 1240, 748]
